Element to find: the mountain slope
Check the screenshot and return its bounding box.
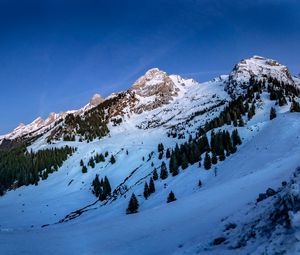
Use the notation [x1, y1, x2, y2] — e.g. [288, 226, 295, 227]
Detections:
[0, 55, 300, 255]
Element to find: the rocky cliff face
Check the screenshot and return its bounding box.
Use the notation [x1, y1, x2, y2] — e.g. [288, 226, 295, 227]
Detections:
[130, 68, 181, 113]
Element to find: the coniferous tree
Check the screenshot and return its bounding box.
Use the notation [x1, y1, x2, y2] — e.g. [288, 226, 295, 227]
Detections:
[160, 161, 168, 180]
[219, 149, 226, 161]
[126, 193, 139, 214]
[169, 153, 178, 176]
[149, 178, 155, 193]
[198, 180, 202, 187]
[88, 157, 95, 168]
[80, 159, 84, 166]
[103, 176, 111, 196]
[232, 129, 242, 147]
[110, 155, 116, 164]
[158, 143, 164, 153]
[166, 148, 171, 159]
[82, 165, 88, 173]
[270, 107, 277, 120]
[152, 168, 158, 180]
[92, 174, 101, 197]
[143, 182, 149, 199]
[167, 191, 176, 203]
[211, 151, 218, 165]
[181, 152, 188, 170]
[204, 152, 211, 170]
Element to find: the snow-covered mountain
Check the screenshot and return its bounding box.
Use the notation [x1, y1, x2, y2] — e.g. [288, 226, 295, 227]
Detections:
[1, 56, 300, 255]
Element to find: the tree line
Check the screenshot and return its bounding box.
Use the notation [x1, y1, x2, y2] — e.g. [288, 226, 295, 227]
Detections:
[0, 145, 75, 196]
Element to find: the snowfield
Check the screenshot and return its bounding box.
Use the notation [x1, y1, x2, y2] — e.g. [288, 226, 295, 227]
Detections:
[0, 56, 300, 254]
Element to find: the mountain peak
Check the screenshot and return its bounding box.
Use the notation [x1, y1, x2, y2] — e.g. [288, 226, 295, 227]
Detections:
[89, 93, 104, 107]
[226, 55, 294, 96]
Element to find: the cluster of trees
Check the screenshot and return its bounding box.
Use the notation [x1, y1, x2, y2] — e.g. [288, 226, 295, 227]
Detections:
[200, 95, 253, 134]
[65, 106, 109, 142]
[143, 178, 155, 199]
[167, 129, 242, 173]
[0, 146, 74, 195]
[47, 103, 109, 143]
[158, 143, 164, 159]
[92, 175, 112, 201]
[126, 190, 177, 214]
[80, 152, 110, 173]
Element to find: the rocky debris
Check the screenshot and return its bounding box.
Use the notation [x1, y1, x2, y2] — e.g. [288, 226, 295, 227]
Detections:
[257, 187, 277, 202]
[209, 167, 300, 254]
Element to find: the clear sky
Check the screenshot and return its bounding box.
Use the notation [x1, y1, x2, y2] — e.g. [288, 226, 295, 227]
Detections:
[1, 0, 300, 134]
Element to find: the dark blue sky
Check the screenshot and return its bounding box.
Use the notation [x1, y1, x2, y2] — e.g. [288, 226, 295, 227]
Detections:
[1, 0, 300, 134]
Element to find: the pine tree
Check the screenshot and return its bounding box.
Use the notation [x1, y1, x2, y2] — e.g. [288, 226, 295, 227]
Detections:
[110, 155, 116, 164]
[160, 161, 168, 180]
[80, 159, 84, 166]
[103, 176, 111, 196]
[126, 193, 139, 214]
[166, 148, 171, 159]
[204, 152, 211, 170]
[167, 191, 176, 203]
[82, 165, 88, 173]
[153, 168, 158, 180]
[149, 178, 155, 193]
[198, 180, 202, 187]
[92, 174, 101, 197]
[169, 153, 178, 176]
[158, 143, 164, 153]
[88, 157, 95, 168]
[143, 182, 149, 199]
[232, 129, 242, 146]
[211, 151, 218, 165]
[270, 107, 277, 120]
[181, 152, 188, 170]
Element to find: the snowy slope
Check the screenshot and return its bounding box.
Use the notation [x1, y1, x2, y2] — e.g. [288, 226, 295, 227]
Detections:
[0, 56, 300, 255]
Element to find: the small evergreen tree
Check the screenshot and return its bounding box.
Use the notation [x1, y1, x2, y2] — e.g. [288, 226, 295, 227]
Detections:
[167, 191, 176, 203]
[198, 180, 202, 187]
[152, 168, 158, 180]
[80, 159, 84, 166]
[169, 153, 178, 176]
[211, 151, 218, 165]
[181, 152, 188, 170]
[82, 165, 88, 173]
[232, 129, 242, 146]
[166, 148, 171, 159]
[88, 157, 95, 168]
[110, 155, 116, 164]
[143, 182, 149, 199]
[160, 161, 168, 180]
[126, 193, 139, 214]
[149, 178, 155, 193]
[204, 152, 211, 170]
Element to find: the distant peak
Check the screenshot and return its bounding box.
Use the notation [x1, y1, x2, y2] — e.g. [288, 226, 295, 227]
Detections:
[89, 93, 104, 106]
[144, 67, 163, 75]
